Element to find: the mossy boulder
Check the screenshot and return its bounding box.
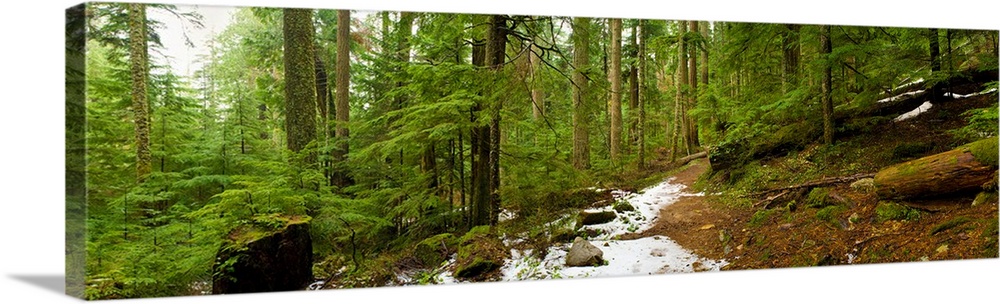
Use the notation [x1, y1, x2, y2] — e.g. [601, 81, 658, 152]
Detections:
[452, 226, 507, 281]
[212, 215, 313, 294]
[972, 191, 998, 206]
[577, 210, 617, 228]
[850, 178, 876, 192]
[612, 200, 635, 212]
[414, 233, 458, 267]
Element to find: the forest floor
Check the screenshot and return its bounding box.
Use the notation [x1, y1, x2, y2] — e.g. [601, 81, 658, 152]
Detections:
[625, 91, 999, 270]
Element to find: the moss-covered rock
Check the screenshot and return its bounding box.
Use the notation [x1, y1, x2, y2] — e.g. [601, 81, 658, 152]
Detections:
[850, 178, 876, 192]
[452, 227, 507, 281]
[874, 201, 922, 222]
[577, 210, 617, 227]
[972, 191, 998, 206]
[213, 215, 313, 294]
[805, 187, 832, 208]
[414, 233, 458, 267]
[612, 200, 635, 212]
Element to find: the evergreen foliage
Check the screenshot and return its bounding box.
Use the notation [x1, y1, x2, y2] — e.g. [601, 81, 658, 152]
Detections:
[78, 4, 997, 298]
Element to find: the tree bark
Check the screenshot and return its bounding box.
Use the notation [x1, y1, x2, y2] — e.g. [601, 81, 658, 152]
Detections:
[485, 14, 507, 226]
[283, 9, 318, 164]
[636, 20, 647, 170]
[469, 36, 489, 228]
[875, 137, 997, 201]
[609, 18, 623, 165]
[572, 17, 592, 170]
[672, 20, 688, 160]
[781, 24, 800, 94]
[687, 20, 700, 151]
[628, 22, 640, 150]
[820, 24, 834, 145]
[334, 10, 352, 179]
[128, 3, 152, 182]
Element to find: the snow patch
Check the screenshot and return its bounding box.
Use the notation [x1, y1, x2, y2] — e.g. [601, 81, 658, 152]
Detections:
[944, 87, 998, 99]
[877, 90, 925, 103]
[894, 101, 933, 122]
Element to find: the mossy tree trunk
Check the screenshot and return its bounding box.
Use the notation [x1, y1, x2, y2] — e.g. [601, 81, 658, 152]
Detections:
[671, 20, 688, 161]
[820, 24, 834, 145]
[572, 17, 591, 170]
[687, 20, 700, 152]
[636, 20, 647, 170]
[781, 24, 800, 94]
[874, 137, 998, 201]
[282, 8, 317, 165]
[609, 18, 623, 165]
[128, 3, 152, 182]
[333, 9, 352, 187]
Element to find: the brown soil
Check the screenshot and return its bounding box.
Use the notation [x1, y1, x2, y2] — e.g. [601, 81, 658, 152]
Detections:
[622, 92, 999, 270]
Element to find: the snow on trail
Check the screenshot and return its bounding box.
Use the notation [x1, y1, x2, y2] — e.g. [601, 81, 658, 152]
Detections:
[432, 176, 728, 284]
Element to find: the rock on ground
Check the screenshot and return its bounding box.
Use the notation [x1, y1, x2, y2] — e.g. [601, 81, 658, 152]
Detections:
[565, 237, 605, 267]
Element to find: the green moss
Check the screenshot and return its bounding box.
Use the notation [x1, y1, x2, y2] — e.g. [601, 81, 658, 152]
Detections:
[805, 187, 831, 208]
[748, 209, 776, 227]
[460, 225, 491, 244]
[965, 137, 998, 167]
[981, 219, 998, 255]
[875, 201, 922, 222]
[414, 233, 458, 267]
[816, 205, 847, 225]
[229, 214, 312, 246]
[929, 216, 972, 235]
[973, 191, 998, 206]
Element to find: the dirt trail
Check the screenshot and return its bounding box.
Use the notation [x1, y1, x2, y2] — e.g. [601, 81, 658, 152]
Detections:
[621, 159, 735, 260]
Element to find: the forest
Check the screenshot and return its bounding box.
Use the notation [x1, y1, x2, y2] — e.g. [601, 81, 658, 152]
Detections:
[65, 2, 999, 299]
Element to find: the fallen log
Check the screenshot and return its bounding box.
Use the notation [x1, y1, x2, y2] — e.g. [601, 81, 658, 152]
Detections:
[745, 173, 876, 199]
[874, 137, 998, 201]
[672, 151, 707, 167]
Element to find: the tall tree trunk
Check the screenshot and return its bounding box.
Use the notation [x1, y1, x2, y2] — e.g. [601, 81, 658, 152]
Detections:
[283, 8, 318, 165]
[700, 21, 709, 87]
[672, 20, 688, 160]
[486, 15, 508, 226]
[609, 18, 623, 165]
[820, 24, 834, 145]
[128, 3, 152, 182]
[332, 10, 352, 186]
[628, 22, 640, 151]
[637, 20, 647, 170]
[572, 17, 591, 170]
[469, 34, 491, 227]
[687, 20, 700, 152]
[781, 24, 801, 94]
